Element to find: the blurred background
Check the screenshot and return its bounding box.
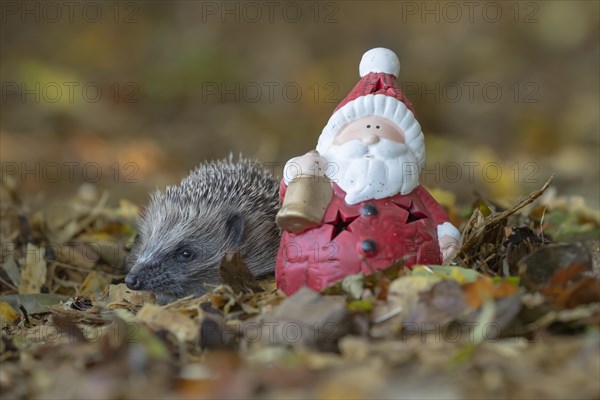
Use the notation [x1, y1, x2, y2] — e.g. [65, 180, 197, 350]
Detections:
[1, 0, 598, 210]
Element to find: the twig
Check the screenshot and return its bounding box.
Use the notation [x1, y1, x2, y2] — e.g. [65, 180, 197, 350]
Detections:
[461, 176, 554, 253]
[486, 175, 554, 227]
[372, 306, 403, 324]
[0, 275, 18, 291]
[19, 304, 31, 326]
[540, 206, 547, 243]
[53, 261, 93, 273]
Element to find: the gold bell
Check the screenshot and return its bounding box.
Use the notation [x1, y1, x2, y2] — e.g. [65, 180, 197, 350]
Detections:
[276, 151, 333, 234]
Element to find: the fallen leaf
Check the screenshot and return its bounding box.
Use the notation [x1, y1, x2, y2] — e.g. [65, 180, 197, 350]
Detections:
[0, 301, 20, 324]
[553, 278, 600, 309]
[49, 302, 113, 324]
[411, 265, 482, 284]
[50, 314, 87, 342]
[79, 271, 112, 297]
[199, 313, 238, 350]
[77, 232, 128, 267]
[55, 242, 99, 270]
[108, 283, 155, 305]
[519, 243, 592, 289]
[341, 273, 366, 300]
[0, 293, 69, 314]
[406, 280, 470, 327]
[219, 252, 263, 294]
[247, 287, 350, 351]
[1, 257, 21, 287]
[519, 243, 599, 309]
[463, 277, 518, 308]
[136, 303, 199, 342]
[503, 226, 549, 275]
[370, 274, 441, 338]
[18, 243, 47, 294]
[53, 191, 109, 243]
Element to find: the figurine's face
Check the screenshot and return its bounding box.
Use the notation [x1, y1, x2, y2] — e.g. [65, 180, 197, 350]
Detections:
[320, 114, 420, 204]
[333, 116, 405, 145]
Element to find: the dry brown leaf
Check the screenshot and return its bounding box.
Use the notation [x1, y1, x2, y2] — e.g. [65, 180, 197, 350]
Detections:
[519, 243, 592, 289]
[540, 262, 600, 309]
[247, 287, 349, 351]
[56, 242, 99, 270]
[555, 278, 600, 309]
[77, 233, 127, 268]
[136, 303, 199, 342]
[49, 303, 113, 324]
[79, 271, 112, 298]
[464, 278, 495, 308]
[53, 191, 110, 244]
[108, 283, 155, 305]
[371, 274, 441, 338]
[463, 277, 518, 308]
[407, 280, 471, 327]
[199, 313, 238, 350]
[219, 251, 263, 294]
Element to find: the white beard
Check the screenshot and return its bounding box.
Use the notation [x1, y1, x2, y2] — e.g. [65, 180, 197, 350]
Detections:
[320, 138, 421, 205]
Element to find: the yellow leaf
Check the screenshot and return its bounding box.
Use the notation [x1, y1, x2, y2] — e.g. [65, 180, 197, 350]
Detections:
[429, 187, 456, 209]
[0, 301, 20, 324]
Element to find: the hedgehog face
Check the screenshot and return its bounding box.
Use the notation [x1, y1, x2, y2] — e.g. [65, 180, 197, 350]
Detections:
[124, 193, 245, 304]
[125, 239, 218, 304]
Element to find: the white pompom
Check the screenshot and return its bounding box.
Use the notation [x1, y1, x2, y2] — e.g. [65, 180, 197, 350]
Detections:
[359, 48, 400, 78]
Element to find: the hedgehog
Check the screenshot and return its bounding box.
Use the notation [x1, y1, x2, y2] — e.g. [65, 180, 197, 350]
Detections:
[124, 155, 281, 304]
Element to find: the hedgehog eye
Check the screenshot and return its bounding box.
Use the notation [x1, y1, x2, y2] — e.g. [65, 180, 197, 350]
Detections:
[176, 248, 194, 262]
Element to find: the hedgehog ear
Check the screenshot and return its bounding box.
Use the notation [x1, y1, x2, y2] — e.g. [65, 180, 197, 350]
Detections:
[224, 211, 245, 248]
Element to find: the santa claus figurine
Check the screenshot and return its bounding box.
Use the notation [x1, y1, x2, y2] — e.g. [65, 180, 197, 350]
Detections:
[275, 48, 461, 295]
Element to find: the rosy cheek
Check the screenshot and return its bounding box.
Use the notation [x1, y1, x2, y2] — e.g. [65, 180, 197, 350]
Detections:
[374, 129, 403, 144]
[392, 133, 405, 144]
[334, 129, 359, 144]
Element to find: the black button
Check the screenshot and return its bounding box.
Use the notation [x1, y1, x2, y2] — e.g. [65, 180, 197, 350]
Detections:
[361, 239, 377, 254]
[361, 204, 378, 216]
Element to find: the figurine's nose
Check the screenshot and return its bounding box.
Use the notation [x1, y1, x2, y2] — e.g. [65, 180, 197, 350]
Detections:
[362, 134, 380, 146]
[125, 273, 141, 290]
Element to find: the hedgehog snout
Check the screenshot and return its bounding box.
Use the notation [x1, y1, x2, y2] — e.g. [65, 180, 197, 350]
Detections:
[124, 273, 141, 290]
[125, 260, 162, 291]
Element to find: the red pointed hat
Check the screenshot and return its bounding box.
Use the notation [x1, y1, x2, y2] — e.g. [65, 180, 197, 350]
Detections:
[335, 48, 415, 114]
[316, 48, 425, 168]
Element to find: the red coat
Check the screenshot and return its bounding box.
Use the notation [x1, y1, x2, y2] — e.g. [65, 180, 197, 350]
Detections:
[275, 180, 450, 295]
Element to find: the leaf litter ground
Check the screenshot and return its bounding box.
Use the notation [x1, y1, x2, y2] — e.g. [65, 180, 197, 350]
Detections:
[1, 177, 599, 399]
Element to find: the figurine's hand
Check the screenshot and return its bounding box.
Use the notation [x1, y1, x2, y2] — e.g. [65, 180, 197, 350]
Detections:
[283, 150, 328, 184]
[439, 234, 460, 264]
[437, 222, 461, 264]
